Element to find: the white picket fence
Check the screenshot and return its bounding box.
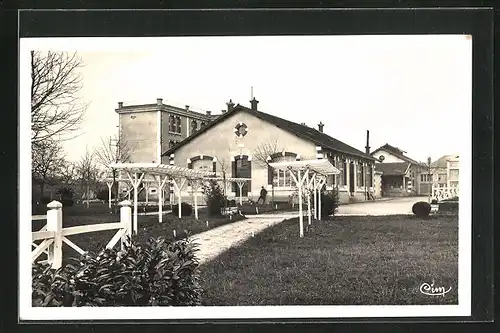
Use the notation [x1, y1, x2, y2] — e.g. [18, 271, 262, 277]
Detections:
[431, 186, 459, 202]
[31, 200, 133, 270]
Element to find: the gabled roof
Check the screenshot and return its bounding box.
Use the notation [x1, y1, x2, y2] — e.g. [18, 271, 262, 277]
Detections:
[431, 155, 460, 168]
[371, 143, 423, 165]
[162, 104, 376, 161]
[375, 162, 411, 176]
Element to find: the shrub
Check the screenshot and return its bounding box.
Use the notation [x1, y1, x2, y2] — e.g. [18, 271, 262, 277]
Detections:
[431, 199, 438, 204]
[412, 201, 431, 217]
[202, 180, 226, 217]
[171, 202, 193, 217]
[225, 199, 237, 207]
[57, 187, 75, 207]
[96, 188, 115, 202]
[314, 189, 339, 218]
[438, 201, 459, 214]
[60, 198, 74, 207]
[40, 196, 51, 205]
[32, 237, 203, 307]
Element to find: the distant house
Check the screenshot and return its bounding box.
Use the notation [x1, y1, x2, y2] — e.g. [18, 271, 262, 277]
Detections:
[426, 154, 460, 193]
[370, 144, 427, 197]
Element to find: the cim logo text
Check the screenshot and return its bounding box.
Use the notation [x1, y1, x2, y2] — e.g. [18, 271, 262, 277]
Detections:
[419, 282, 452, 297]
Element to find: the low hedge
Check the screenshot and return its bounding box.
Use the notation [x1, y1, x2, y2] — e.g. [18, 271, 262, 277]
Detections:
[32, 237, 202, 307]
[171, 202, 193, 217]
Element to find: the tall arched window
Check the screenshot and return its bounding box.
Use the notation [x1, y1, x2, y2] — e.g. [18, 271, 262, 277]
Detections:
[192, 158, 212, 172]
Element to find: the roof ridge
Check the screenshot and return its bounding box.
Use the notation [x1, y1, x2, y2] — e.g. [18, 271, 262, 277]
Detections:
[252, 108, 373, 160]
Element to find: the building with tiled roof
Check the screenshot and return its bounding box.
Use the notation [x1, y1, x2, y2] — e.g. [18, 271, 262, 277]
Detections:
[370, 143, 428, 197]
[161, 97, 378, 204]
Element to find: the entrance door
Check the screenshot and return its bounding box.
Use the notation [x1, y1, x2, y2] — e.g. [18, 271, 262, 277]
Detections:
[349, 162, 355, 194]
[233, 156, 251, 196]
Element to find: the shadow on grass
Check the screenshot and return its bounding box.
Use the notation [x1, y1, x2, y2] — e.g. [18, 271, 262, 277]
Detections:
[200, 214, 458, 306]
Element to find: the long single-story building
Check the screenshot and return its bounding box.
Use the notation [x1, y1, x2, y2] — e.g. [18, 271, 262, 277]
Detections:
[161, 98, 378, 204]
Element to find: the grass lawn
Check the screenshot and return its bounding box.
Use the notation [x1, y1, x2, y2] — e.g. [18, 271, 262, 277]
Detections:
[32, 202, 245, 262]
[200, 214, 458, 306]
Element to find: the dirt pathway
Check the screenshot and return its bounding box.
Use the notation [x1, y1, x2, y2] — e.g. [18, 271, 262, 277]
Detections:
[193, 212, 298, 264]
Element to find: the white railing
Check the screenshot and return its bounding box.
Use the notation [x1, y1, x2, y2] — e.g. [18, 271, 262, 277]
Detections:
[31, 200, 133, 270]
[431, 186, 459, 202]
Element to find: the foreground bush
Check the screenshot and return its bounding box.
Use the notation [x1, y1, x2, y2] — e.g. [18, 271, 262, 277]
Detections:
[412, 201, 431, 217]
[32, 237, 202, 307]
[202, 180, 226, 216]
[171, 202, 193, 217]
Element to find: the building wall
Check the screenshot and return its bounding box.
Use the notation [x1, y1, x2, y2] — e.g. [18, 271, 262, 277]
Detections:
[372, 151, 405, 163]
[120, 111, 158, 163]
[169, 110, 318, 201]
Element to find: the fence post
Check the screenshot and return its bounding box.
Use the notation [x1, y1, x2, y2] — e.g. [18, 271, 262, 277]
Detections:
[119, 200, 132, 249]
[46, 200, 63, 269]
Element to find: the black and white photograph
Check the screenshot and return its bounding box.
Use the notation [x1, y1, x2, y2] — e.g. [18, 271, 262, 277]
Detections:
[18, 15, 484, 322]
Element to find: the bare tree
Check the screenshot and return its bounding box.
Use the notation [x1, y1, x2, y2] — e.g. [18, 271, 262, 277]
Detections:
[252, 138, 282, 207]
[32, 139, 65, 199]
[94, 135, 135, 208]
[31, 50, 88, 150]
[56, 160, 79, 189]
[76, 148, 100, 208]
[213, 157, 228, 207]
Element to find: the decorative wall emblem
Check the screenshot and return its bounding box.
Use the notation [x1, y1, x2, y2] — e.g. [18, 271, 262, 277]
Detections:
[234, 122, 248, 138]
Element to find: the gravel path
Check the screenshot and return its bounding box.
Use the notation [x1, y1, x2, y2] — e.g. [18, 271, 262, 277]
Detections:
[192, 212, 299, 264]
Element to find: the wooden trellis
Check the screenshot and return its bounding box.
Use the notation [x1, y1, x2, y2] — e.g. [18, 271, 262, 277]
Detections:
[108, 163, 216, 232]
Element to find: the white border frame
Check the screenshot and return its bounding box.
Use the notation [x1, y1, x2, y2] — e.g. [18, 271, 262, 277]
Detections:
[19, 36, 471, 321]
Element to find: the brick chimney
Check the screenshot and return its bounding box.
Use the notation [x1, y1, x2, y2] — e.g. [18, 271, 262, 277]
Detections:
[206, 110, 211, 116]
[227, 99, 235, 112]
[250, 97, 259, 111]
[221, 109, 226, 114]
[185, 105, 190, 111]
[318, 121, 324, 133]
[118, 102, 123, 109]
[157, 98, 163, 106]
[365, 130, 371, 154]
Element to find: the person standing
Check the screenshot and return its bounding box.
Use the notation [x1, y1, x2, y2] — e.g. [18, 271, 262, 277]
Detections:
[257, 186, 268, 204]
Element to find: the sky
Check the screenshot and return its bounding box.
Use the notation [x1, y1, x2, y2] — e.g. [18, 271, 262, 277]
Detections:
[22, 35, 472, 163]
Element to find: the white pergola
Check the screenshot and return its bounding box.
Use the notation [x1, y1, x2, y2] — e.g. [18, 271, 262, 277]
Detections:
[108, 163, 216, 234]
[269, 159, 340, 237]
[100, 176, 158, 209]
